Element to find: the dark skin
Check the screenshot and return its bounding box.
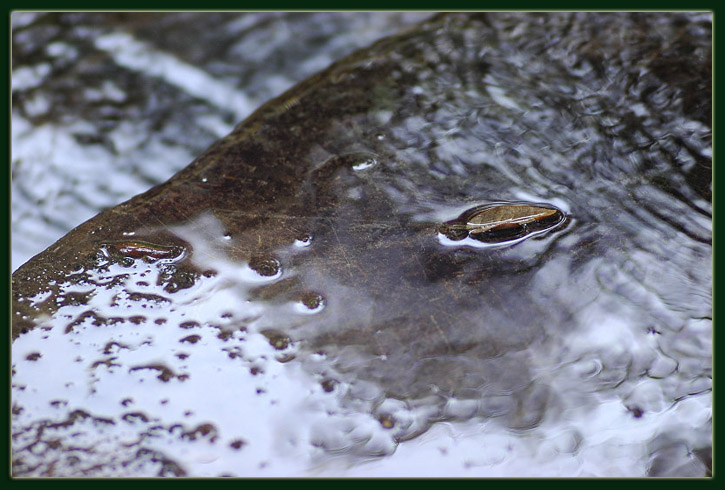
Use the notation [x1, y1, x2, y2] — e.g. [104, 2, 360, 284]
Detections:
[12, 12, 710, 402]
[10, 13, 711, 476]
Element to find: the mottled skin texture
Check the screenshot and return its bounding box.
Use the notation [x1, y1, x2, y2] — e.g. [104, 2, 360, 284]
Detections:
[12, 13, 711, 475]
[13, 10, 711, 386]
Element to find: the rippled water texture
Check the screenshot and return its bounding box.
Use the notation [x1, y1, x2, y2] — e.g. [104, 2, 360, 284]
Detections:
[11, 12, 712, 477]
[11, 11, 432, 270]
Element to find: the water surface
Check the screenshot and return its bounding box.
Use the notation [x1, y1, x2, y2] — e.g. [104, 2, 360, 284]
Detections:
[11, 12, 711, 477]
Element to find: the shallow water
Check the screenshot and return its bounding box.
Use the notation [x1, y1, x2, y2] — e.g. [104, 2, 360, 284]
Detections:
[11, 12, 711, 477]
[11, 11, 432, 270]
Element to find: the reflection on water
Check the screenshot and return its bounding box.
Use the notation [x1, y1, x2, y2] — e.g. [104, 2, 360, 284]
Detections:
[12, 12, 711, 477]
[11, 12, 432, 270]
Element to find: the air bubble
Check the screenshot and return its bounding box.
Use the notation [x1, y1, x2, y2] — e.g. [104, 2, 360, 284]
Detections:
[352, 157, 378, 172]
[248, 256, 282, 278]
[294, 291, 326, 314]
[261, 330, 291, 351]
[294, 234, 313, 248]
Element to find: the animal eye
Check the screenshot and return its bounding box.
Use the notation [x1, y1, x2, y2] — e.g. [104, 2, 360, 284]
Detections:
[104, 241, 186, 263]
[440, 202, 565, 244]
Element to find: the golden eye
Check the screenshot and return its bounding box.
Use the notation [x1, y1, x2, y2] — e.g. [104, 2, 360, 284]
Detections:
[440, 202, 564, 244]
[467, 205, 559, 233]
